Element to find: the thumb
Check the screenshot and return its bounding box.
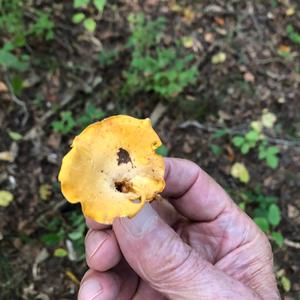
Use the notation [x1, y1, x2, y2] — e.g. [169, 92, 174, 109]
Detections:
[113, 204, 257, 300]
[113, 203, 198, 299]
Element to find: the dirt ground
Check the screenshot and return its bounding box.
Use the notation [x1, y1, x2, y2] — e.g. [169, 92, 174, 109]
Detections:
[0, 1, 300, 299]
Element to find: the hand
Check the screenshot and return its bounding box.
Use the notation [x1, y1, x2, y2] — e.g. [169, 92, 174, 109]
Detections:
[78, 158, 280, 300]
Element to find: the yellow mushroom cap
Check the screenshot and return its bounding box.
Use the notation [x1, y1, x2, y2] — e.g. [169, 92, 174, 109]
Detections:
[58, 115, 165, 224]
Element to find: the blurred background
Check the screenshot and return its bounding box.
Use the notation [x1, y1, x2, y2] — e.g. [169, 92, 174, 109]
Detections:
[0, 0, 299, 299]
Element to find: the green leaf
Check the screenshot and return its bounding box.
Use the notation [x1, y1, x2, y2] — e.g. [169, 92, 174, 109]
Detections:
[280, 276, 291, 292]
[239, 202, 246, 211]
[74, 0, 90, 8]
[156, 145, 168, 157]
[266, 155, 279, 169]
[271, 232, 284, 247]
[0, 191, 14, 207]
[267, 146, 280, 155]
[83, 18, 96, 31]
[72, 13, 85, 24]
[54, 248, 68, 257]
[41, 233, 61, 246]
[245, 130, 259, 142]
[11, 76, 23, 95]
[232, 136, 244, 147]
[241, 143, 250, 154]
[211, 129, 228, 139]
[68, 231, 83, 240]
[254, 217, 269, 232]
[93, 0, 106, 13]
[210, 144, 222, 156]
[268, 204, 281, 226]
[8, 130, 23, 141]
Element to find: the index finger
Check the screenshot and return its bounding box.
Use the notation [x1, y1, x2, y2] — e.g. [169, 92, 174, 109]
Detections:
[163, 157, 233, 221]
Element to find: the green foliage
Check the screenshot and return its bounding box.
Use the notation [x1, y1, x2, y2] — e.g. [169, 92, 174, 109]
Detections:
[0, 42, 29, 71]
[72, 0, 106, 31]
[258, 141, 280, 169]
[232, 130, 260, 154]
[39, 211, 86, 261]
[0, 0, 54, 71]
[8, 130, 23, 141]
[28, 11, 54, 40]
[99, 49, 119, 66]
[237, 188, 283, 247]
[210, 144, 222, 156]
[52, 103, 105, 134]
[156, 145, 169, 156]
[123, 13, 199, 99]
[286, 25, 300, 45]
[232, 127, 280, 169]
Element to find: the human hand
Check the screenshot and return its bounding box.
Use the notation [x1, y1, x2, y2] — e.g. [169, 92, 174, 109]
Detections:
[78, 158, 280, 300]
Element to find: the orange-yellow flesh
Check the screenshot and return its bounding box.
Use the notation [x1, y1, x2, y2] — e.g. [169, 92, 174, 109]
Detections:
[58, 115, 165, 224]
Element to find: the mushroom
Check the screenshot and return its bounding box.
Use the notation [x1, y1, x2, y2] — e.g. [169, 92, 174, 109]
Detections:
[58, 115, 165, 224]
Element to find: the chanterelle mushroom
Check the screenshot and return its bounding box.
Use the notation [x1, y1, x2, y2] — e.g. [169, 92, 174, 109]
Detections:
[58, 115, 165, 224]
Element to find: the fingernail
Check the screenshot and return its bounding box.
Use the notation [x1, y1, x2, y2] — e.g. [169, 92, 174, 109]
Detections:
[79, 277, 103, 300]
[121, 203, 158, 237]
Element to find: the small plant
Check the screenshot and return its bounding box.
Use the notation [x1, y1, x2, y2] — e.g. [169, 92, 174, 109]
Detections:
[72, 0, 106, 32]
[0, 0, 55, 71]
[232, 130, 260, 154]
[39, 211, 86, 261]
[123, 13, 199, 99]
[0, 42, 29, 71]
[258, 141, 280, 169]
[52, 103, 105, 134]
[232, 110, 280, 169]
[286, 24, 300, 45]
[237, 188, 283, 247]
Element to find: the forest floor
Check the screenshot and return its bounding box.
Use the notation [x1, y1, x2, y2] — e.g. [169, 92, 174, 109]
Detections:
[0, 1, 300, 299]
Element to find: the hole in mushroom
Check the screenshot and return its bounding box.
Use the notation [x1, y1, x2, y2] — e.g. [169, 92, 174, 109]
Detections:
[115, 182, 124, 192]
[115, 180, 131, 193]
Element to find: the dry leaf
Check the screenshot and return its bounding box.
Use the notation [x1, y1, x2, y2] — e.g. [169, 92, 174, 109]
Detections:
[230, 162, 250, 183]
[0, 190, 14, 207]
[278, 44, 291, 53]
[244, 72, 255, 82]
[261, 109, 277, 128]
[39, 184, 52, 201]
[0, 151, 14, 162]
[286, 6, 295, 16]
[182, 36, 194, 48]
[0, 81, 8, 92]
[214, 17, 225, 26]
[204, 32, 215, 43]
[211, 52, 226, 64]
[183, 7, 196, 23]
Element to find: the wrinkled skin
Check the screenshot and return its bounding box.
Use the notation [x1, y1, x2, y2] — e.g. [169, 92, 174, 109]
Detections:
[78, 158, 280, 300]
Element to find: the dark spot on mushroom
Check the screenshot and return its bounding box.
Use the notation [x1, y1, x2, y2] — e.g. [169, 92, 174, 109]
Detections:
[117, 148, 132, 166]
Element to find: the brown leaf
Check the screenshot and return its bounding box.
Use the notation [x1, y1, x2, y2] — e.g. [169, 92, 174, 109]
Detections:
[244, 72, 255, 82]
[0, 81, 8, 92]
[225, 145, 235, 161]
[214, 17, 225, 26]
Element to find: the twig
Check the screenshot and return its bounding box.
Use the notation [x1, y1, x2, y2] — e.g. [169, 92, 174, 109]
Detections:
[284, 239, 300, 249]
[4, 73, 29, 126]
[178, 120, 300, 147]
